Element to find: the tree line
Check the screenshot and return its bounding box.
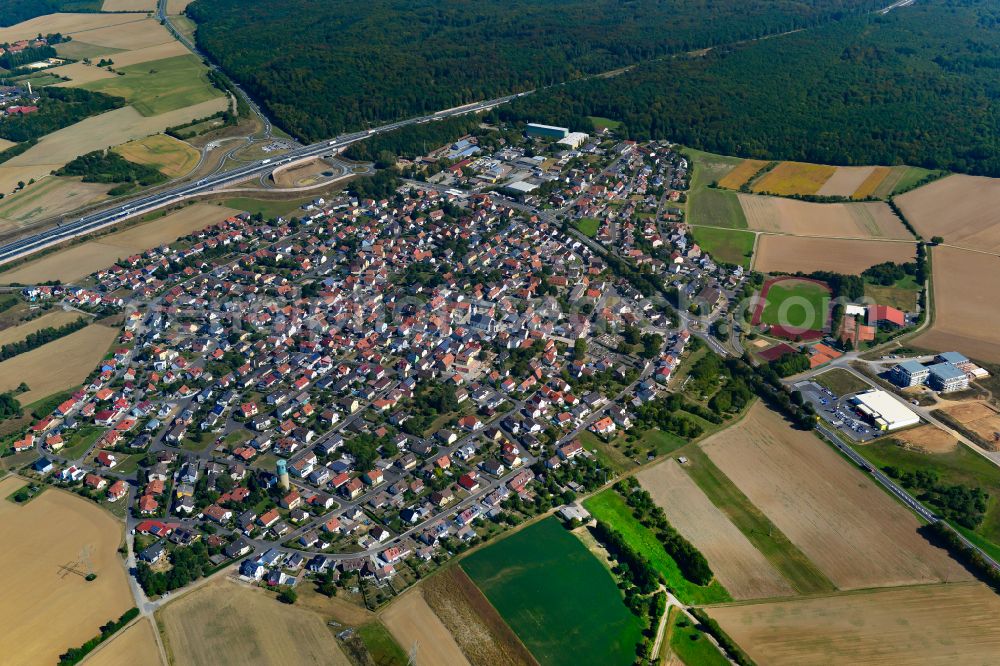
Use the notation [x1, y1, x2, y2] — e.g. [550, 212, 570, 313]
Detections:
[58, 607, 140, 666]
[0, 87, 125, 143]
[0, 317, 87, 362]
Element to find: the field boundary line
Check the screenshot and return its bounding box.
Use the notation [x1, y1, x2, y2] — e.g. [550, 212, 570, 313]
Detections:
[698, 579, 983, 609]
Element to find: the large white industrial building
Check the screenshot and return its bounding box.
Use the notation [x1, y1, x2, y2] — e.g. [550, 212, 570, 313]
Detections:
[850, 389, 920, 431]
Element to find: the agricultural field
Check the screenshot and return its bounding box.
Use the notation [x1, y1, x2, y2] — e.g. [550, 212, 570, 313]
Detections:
[461, 517, 644, 666]
[157, 578, 352, 666]
[690, 226, 754, 267]
[688, 189, 747, 229]
[701, 403, 969, 589]
[101, 0, 156, 10]
[685, 148, 743, 192]
[88, 617, 162, 666]
[709, 582, 1000, 666]
[85, 41, 190, 70]
[757, 278, 830, 332]
[381, 590, 470, 666]
[864, 273, 921, 312]
[0, 176, 110, 233]
[815, 165, 877, 197]
[0, 203, 239, 285]
[737, 195, 911, 239]
[751, 161, 835, 195]
[82, 55, 225, 117]
[583, 489, 730, 605]
[911, 246, 1000, 363]
[716, 159, 768, 190]
[636, 460, 793, 600]
[0, 323, 118, 405]
[113, 134, 200, 178]
[421, 566, 536, 666]
[0, 476, 133, 666]
[0, 310, 86, 346]
[896, 175, 1000, 253]
[753, 236, 916, 275]
[0, 13, 141, 43]
[0, 138, 16, 151]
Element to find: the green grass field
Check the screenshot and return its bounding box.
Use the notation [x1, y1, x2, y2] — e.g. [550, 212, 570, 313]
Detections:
[221, 196, 313, 219]
[851, 439, 1000, 548]
[357, 622, 407, 666]
[666, 609, 729, 666]
[864, 273, 921, 312]
[583, 490, 731, 605]
[891, 166, 936, 194]
[759, 279, 830, 330]
[461, 517, 644, 666]
[588, 116, 622, 131]
[55, 41, 125, 61]
[813, 369, 870, 397]
[574, 217, 600, 238]
[83, 55, 224, 116]
[681, 445, 836, 595]
[688, 188, 748, 229]
[691, 226, 754, 267]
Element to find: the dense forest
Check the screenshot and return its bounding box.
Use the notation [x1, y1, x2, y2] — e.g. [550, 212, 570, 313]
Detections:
[186, 0, 882, 141]
[0, 0, 99, 26]
[499, 0, 1000, 175]
[0, 88, 125, 143]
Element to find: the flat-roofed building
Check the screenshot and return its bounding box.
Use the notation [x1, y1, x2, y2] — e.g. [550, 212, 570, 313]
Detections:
[851, 389, 920, 431]
[526, 123, 569, 140]
[891, 360, 929, 388]
[927, 362, 969, 393]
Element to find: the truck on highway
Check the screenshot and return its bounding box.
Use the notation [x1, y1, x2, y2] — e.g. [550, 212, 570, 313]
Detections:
[261, 158, 272, 165]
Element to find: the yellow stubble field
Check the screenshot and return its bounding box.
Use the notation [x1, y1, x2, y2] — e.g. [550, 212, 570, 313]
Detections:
[738, 194, 911, 239]
[896, 175, 1000, 254]
[753, 236, 915, 275]
[87, 617, 162, 666]
[751, 161, 836, 195]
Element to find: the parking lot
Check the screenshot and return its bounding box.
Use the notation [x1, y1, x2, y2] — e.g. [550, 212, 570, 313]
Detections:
[794, 380, 879, 443]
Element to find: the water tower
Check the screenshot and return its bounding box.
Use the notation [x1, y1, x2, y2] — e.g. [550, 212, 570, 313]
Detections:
[276, 458, 290, 491]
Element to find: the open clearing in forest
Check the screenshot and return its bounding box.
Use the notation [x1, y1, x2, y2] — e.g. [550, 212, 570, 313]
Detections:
[0, 324, 118, 404]
[0, 310, 86, 346]
[896, 175, 1000, 253]
[0, 176, 110, 231]
[88, 617, 162, 666]
[751, 161, 835, 195]
[753, 236, 915, 275]
[381, 590, 471, 666]
[462, 517, 643, 666]
[636, 460, 794, 600]
[421, 566, 537, 666]
[716, 159, 768, 190]
[738, 194, 911, 239]
[157, 578, 351, 666]
[701, 403, 969, 589]
[709, 582, 1000, 666]
[0, 476, 132, 666]
[911, 246, 1000, 363]
[0, 203, 239, 285]
[113, 134, 200, 178]
[890, 424, 958, 453]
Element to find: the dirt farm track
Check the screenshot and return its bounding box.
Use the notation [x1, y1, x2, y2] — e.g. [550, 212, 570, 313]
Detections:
[701, 404, 969, 590]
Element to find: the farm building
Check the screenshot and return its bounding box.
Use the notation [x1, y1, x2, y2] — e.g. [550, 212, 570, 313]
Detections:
[850, 389, 920, 431]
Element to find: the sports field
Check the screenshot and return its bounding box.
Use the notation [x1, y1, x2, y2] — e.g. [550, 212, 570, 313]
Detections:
[690, 226, 754, 267]
[636, 460, 793, 600]
[0, 324, 118, 405]
[757, 278, 830, 331]
[461, 517, 644, 666]
[0, 203, 239, 285]
[701, 404, 970, 590]
[709, 582, 1000, 665]
[113, 134, 199, 178]
[911, 246, 1000, 363]
[583, 489, 730, 604]
[751, 161, 836, 195]
[896, 175, 1000, 254]
[0, 476, 133, 666]
[753, 236, 916, 275]
[738, 195, 911, 239]
[83, 55, 224, 117]
[157, 578, 351, 666]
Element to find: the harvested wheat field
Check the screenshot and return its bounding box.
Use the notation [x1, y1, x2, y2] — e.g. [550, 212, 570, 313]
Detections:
[709, 582, 1000, 666]
[717, 159, 768, 190]
[0, 476, 132, 666]
[88, 617, 162, 666]
[101, 0, 157, 10]
[0, 138, 16, 151]
[166, 0, 194, 13]
[382, 589, 471, 666]
[938, 402, 1000, 444]
[422, 566, 537, 666]
[891, 424, 958, 453]
[0, 324, 118, 404]
[158, 578, 351, 666]
[636, 460, 794, 600]
[753, 236, 915, 275]
[738, 194, 911, 239]
[0, 13, 142, 42]
[701, 404, 969, 590]
[97, 40, 189, 68]
[852, 166, 892, 199]
[0, 310, 87, 346]
[0, 176, 110, 233]
[114, 134, 199, 178]
[912, 246, 1000, 363]
[65, 17, 175, 52]
[896, 175, 1000, 253]
[0, 164, 62, 199]
[0, 203, 239, 285]
[816, 166, 876, 197]
[751, 162, 835, 195]
[4, 99, 229, 172]
[49, 61, 119, 86]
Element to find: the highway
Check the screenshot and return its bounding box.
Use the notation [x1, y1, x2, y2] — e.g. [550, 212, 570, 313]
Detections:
[0, 94, 524, 265]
